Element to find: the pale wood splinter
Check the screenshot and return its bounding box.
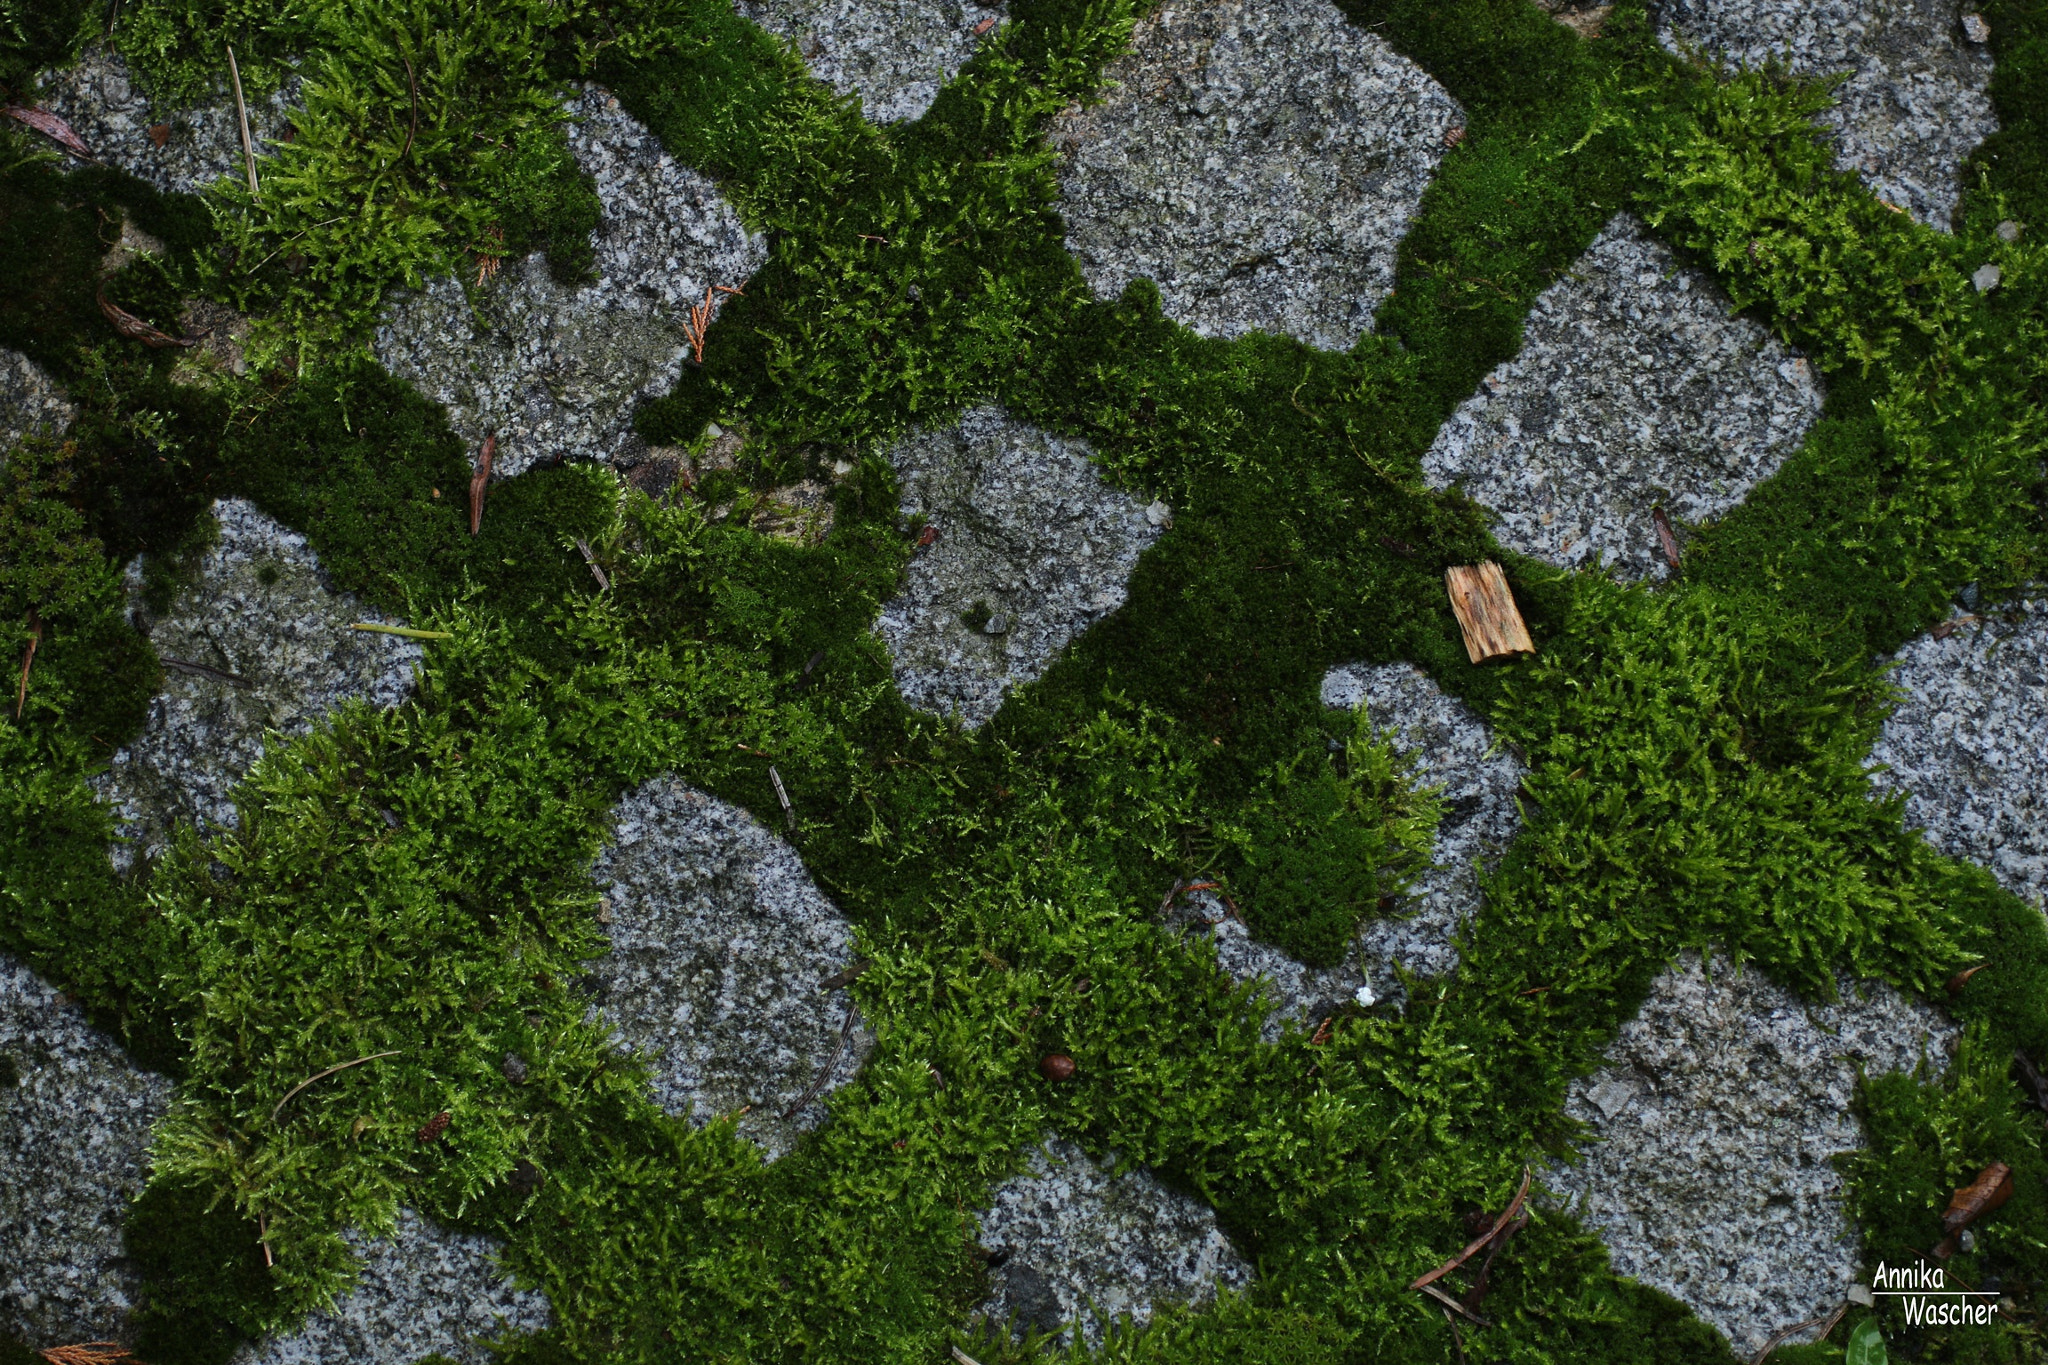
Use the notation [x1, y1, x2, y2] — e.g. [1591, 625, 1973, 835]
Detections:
[1445, 562, 1535, 665]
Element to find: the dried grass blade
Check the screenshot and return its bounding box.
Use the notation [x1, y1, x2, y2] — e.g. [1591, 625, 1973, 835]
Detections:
[470, 433, 495, 535]
[227, 44, 259, 199]
[1410, 1166, 1532, 1291]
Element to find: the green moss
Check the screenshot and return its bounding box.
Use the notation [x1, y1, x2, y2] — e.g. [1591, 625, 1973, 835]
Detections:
[126, 1177, 287, 1365]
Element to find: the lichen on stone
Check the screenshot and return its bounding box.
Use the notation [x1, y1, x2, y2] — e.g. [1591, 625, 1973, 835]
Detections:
[1547, 948, 1958, 1356]
[0, 952, 173, 1346]
[1422, 213, 1825, 582]
[1048, 0, 1462, 351]
[973, 1136, 1252, 1348]
[1868, 595, 2048, 911]
[91, 498, 422, 873]
[0, 347, 75, 450]
[1651, 0, 1998, 230]
[585, 777, 872, 1161]
[875, 405, 1161, 729]
[373, 86, 767, 481]
[735, 0, 1004, 125]
[229, 1208, 551, 1365]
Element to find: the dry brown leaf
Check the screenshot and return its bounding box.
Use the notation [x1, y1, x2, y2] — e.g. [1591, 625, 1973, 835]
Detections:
[1652, 506, 1681, 568]
[469, 433, 495, 536]
[97, 291, 196, 349]
[1934, 1162, 2014, 1256]
[1947, 962, 1990, 995]
[6, 104, 94, 159]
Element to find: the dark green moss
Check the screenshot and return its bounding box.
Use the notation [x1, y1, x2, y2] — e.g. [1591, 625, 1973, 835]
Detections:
[126, 1178, 285, 1365]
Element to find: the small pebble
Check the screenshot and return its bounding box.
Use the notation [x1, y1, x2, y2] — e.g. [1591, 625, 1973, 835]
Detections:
[984, 612, 1009, 636]
[1996, 219, 2022, 243]
[501, 1053, 529, 1084]
[1961, 12, 1991, 42]
[1039, 1053, 1076, 1082]
[1145, 500, 1173, 528]
[1973, 262, 2003, 293]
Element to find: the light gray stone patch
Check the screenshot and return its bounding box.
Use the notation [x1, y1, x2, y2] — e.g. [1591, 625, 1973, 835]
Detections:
[231, 1208, 550, 1365]
[92, 498, 421, 873]
[974, 1136, 1252, 1348]
[373, 87, 767, 480]
[37, 46, 301, 198]
[586, 777, 872, 1161]
[1047, 0, 1462, 352]
[1422, 214, 1825, 582]
[1867, 596, 2048, 910]
[1652, 0, 1998, 230]
[0, 347, 75, 450]
[0, 953, 173, 1345]
[735, 0, 1003, 124]
[875, 405, 1161, 728]
[1547, 948, 1958, 1356]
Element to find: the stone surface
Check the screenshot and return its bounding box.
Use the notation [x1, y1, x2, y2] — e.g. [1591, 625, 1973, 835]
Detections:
[374, 86, 767, 480]
[1652, 0, 1998, 231]
[1868, 597, 2048, 911]
[0, 953, 174, 1346]
[92, 498, 421, 873]
[1547, 948, 1958, 1356]
[1422, 213, 1825, 582]
[1974, 261, 2003, 292]
[974, 1136, 1252, 1348]
[1048, 0, 1463, 352]
[0, 347, 75, 450]
[1168, 662, 1524, 1033]
[231, 1208, 550, 1365]
[585, 777, 871, 1160]
[38, 46, 301, 198]
[876, 406, 1160, 728]
[736, 0, 1004, 124]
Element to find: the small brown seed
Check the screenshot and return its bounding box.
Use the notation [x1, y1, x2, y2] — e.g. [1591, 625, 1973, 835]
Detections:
[1038, 1053, 1075, 1082]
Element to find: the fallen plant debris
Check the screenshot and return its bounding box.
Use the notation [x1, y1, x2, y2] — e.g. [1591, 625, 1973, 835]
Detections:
[271, 1050, 402, 1123]
[1038, 1053, 1076, 1082]
[575, 537, 609, 589]
[817, 959, 870, 991]
[15, 606, 40, 718]
[680, 283, 746, 365]
[470, 433, 494, 535]
[97, 291, 197, 348]
[349, 622, 454, 640]
[1931, 613, 1983, 640]
[1947, 961, 1990, 995]
[415, 1110, 452, 1143]
[1749, 1303, 1848, 1364]
[1935, 1162, 2015, 1257]
[1652, 505, 1681, 568]
[226, 43, 259, 200]
[35, 1343, 135, 1365]
[768, 764, 796, 833]
[4, 104, 94, 159]
[158, 655, 254, 689]
[781, 1008, 857, 1120]
[1444, 562, 1535, 664]
[1412, 1166, 1532, 1294]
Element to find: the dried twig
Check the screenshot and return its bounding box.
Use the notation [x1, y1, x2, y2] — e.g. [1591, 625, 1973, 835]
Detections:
[1411, 1166, 1532, 1290]
[1419, 1281, 1492, 1328]
[782, 1008, 855, 1120]
[1652, 506, 1681, 569]
[399, 56, 418, 164]
[470, 433, 494, 535]
[272, 1050, 401, 1123]
[349, 622, 453, 640]
[949, 1348, 985, 1365]
[6, 104, 96, 160]
[98, 290, 196, 348]
[1438, 1305, 1468, 1365]
[1462, 1209, 1528, 1311]
[16, 608, 41, 719]
[575, 537, 609, 590]
[768, 764, 797, 834]
[37, 1341, 134, 1365]
[257, 1209, 273, 1267]
[226, 44, 258, 200]
[160, 655, 254, 688]
[1750, 1303, 1846, 1364]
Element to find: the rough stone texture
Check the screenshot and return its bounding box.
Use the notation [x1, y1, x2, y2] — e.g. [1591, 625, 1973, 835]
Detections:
[1048, 0, 1462, 352]
[1548, 948, 1958, 1356]
[0, 953, 173, 1346]
[231, 1208, 551, 1365]
[1169, 661, 1525, 1032]
[875, 406, 1161, 728]
[92, 498, 422, 873]
[586, 777, 872, 1161]
[0, 347, 75, 450]
[1423, 214, 1825, 582]
[1652, 0, 1998, 231]
[736, 0, 1004, 124]
[37, 46, 302, 198]
[974, 1136, 1252, 1348]
[374, 86, 767, 480]
[1868, 597, 2048, 911]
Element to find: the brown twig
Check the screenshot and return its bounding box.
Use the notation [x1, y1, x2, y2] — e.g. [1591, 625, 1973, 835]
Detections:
[15, 608, 41, 719]
[271, 1050, 402, 1123]
[399, 56, 418, 164]
[1419, 1281, 1492, 1328]
[98, 290, 196, 348]
[469, 433, 494, 536]
[1438, 1304, 1469, 1365]
[1750, 1303, 1847, 1364]
[257, 1210, 273, 1267]
[1411, 1166, 1533, 1290]
[226, 44, 258, 200]
[1652, 506, 1681, 569]
[818, 959, 869, 991]
[1462, 1209, 1528, 1312]
[160, 655, 254, 689]
[949, 1348, 985, 1365]
[782, 1008, 855, 1120]
[574, 538, 609, 590]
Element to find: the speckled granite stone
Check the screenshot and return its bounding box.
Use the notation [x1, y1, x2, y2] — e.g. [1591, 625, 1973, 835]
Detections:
[1048, 0, 1462, 351]
[1868, 596, 2048, 910]
[974, 1136, 1251, 1348]
[37, 46, 301, 197]
[374, 86, 767, 480]
[736, 0, 1003, 123]
[0, 348, 75, 450]
[1653, 0, 1998, 231]
[1548, 948, 1957, 1356]
[586, 778, 871, 1161]
[91, 498, 421, 873]
[1423, 214, 1825, 582]
[875, 406, 1161, 729]
[231, 1208, 550, 1365]
[0, 953, 173, 1346]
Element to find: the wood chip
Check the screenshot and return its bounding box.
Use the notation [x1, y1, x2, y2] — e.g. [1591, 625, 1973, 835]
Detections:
[97, 290, 197, 348]
[5, 104, 94, 159]
[1444, 562, 1534, 664]
[470, 433, 495, 536]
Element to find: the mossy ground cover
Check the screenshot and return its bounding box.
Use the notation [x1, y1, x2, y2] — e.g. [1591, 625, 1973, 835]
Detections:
[2, 0, 2047, 1361]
